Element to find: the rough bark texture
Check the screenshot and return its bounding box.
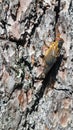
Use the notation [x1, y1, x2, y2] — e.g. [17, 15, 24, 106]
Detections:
[0, 0, 73, 130]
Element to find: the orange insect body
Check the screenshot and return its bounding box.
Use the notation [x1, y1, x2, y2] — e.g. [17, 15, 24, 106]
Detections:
[42, 30, 64, 76]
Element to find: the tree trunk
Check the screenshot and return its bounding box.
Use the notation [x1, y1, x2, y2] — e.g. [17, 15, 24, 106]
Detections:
[0, 0, 73, 130]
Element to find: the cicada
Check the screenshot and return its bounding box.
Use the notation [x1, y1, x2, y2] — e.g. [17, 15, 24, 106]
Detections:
[38, 30, 64, 78]
[43, 38, 64, 75]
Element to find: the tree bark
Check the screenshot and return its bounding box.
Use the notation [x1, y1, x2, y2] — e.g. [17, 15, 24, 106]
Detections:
[0, 0, 73, 130]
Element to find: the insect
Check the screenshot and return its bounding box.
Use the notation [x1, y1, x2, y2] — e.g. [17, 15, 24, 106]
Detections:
[40, 29, 64, 78]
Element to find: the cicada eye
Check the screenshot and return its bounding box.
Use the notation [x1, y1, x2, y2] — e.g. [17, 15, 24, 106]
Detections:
[40, 54, 44, 58]
[58, 39, 64, 49]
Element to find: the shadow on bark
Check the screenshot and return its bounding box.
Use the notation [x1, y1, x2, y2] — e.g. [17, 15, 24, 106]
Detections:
[28, 54, 63, 114]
